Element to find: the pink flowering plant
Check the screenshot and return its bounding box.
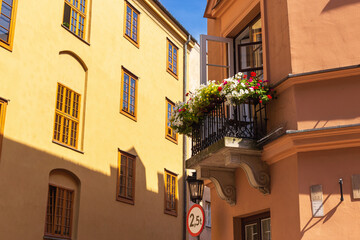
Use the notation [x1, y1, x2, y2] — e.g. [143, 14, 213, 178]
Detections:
[170, 72, 275, 136]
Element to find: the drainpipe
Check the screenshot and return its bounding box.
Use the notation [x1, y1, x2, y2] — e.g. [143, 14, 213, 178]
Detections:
[183, 34, 191, 240]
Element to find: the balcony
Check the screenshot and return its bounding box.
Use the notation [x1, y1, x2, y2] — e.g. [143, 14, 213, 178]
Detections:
[186, 100, 271, 205]
[191, 100, 267, 156]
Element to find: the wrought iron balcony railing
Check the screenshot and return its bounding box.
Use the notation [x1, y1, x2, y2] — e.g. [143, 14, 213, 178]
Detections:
[191, 100, 267, 156]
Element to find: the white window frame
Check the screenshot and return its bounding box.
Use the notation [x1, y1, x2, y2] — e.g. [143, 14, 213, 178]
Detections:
[205, 201, 211, 227]
[200, 34, 234, 85]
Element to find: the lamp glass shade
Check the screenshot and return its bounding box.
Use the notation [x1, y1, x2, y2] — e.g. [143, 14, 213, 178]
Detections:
[187, 174, 204, 203]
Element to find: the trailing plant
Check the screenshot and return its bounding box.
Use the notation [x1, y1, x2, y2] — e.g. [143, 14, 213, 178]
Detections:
[170, 72, 275, 136]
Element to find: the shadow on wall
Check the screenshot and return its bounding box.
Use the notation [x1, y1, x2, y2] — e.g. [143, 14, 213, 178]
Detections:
[0, 137, 183, 240]
[322, 0, 360, 13]
[300, 194, 342, 238]
[297, 149, 360, 239]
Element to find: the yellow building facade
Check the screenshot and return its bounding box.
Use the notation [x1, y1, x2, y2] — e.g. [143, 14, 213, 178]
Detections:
[0, 0, 196, 239]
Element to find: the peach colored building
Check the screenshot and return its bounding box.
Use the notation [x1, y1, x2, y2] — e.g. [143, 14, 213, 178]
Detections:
[0, 0, 197, 240]
[186, 0, 360, 240]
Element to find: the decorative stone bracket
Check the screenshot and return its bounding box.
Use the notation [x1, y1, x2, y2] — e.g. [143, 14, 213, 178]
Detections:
[225, 151, 270, 195]
[198, 167, 237, 205]
[187, 137, 271, 206]
[196, 153, 270, 206]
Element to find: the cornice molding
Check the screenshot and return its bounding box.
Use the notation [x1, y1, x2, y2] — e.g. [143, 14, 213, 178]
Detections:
[275, 66, 360, 94]
[204, 0, 239, 20]
[211, 0, 235, 18]
[204, 0, 216, 19]
[222, 1, 260, 37]
[263, 125, 360, 164]
[139, 0, 195, 46]
[0, 97, 9, 103]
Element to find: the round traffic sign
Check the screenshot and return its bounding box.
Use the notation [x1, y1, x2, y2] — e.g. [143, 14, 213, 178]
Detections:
[186, 204, 205, 237]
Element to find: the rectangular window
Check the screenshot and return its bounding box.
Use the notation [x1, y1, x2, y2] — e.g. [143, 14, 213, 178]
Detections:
[0, 0, 18, 50]
[241, 212, 270, 240]
[205, 201, 211, 227]
[117, 150, 136, 204]
[53, 83, 81, 149]
[199, 35, 234, 84]
[120, 68, 138, 121]
[0, 99, 7, 157]
[44, 185, 74, 239]
[167, 39, 178, 78]
[63, 0, 87, 39]
[124, 2, 139, 47]
[165, 98, 177, 143]
[235, 16, 263, 79]
[164, 169, 177, 216]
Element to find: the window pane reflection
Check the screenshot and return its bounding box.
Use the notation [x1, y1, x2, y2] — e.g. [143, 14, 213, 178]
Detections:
[235, 17, 263, 75]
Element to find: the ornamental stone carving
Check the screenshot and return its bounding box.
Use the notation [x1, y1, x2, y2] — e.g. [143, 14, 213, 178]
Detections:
[198, 167, 236, 205]
[187, 137, 271, 205]
[195, 153, 270, 206]
[224, 152, 270, 194]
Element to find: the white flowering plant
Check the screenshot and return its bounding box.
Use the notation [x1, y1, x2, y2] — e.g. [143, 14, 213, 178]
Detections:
[170, 72, 275, 136]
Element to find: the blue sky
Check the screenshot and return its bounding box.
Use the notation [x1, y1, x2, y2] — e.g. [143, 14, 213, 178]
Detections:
[159, 0, 207, 42]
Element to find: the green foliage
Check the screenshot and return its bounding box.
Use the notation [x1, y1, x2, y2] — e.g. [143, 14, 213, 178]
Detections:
[170, 72, 275, 136]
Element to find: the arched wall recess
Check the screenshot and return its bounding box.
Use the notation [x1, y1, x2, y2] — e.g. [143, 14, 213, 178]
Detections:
[59, 51, 88, 71]
[57, 50, 88, 151]
[48, 168, 81, 240]
[49, 168, 81, 187]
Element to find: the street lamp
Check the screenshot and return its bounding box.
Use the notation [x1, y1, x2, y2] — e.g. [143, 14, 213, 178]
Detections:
[186, 172, 205, 240]
[187, 172, 204, 204]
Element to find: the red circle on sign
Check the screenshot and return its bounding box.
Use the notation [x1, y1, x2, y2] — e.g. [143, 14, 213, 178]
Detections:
[186, 204, 205, 237]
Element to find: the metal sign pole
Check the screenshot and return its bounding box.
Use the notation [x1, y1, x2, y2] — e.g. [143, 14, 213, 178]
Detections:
[197, 199, 201, 240]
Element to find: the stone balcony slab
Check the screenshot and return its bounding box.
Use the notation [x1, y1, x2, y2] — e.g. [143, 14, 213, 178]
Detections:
[186, 137, 270, 205]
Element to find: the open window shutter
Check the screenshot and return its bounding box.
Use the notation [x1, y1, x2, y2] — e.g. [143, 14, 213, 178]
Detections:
[200, 35, 234, 85]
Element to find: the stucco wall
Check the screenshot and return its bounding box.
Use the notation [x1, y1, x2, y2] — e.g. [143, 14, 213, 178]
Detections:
[294, 76, 360, 130]
[206, 0, 360, 83]
[298, 149, 360, 239]
[287, 0, 360, 74]
[0, 0, 191, 239]
[210, 155, 300, 240]
[206, 0, 292, 82]
[203, 0, 360, 240]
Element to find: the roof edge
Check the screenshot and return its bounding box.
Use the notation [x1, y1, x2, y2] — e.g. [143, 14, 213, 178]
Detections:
[204, 0, 216, 19]
[151, 0, 198, 43]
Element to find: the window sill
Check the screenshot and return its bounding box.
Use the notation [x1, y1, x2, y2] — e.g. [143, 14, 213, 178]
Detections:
[44, 234, 70, 240]
[165, 135, 178, 144]
[120, 110, 137, 122]
[52, 140, 84, 154]
[167, 68, 178, 80]
[61, 24, 90, 46]
[116, 196, 135, 205]
[124, 34, 139, 48]
[0, 39, 13, 52]
[164, 209, 178, 217]
[0, 97, 9, 103]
